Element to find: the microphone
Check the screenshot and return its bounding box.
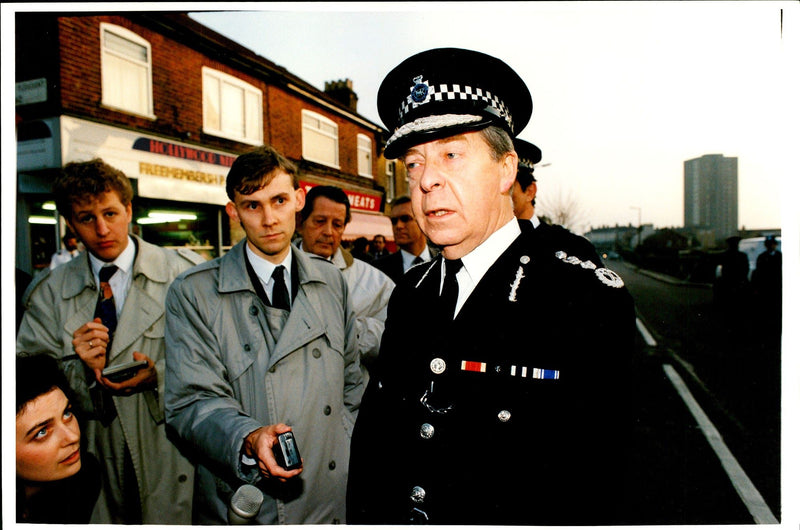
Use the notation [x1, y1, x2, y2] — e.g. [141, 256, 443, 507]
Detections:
[228, 484, 264, 524]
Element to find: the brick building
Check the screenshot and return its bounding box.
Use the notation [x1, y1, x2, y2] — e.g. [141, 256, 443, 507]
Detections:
[15, 12, 401, 274]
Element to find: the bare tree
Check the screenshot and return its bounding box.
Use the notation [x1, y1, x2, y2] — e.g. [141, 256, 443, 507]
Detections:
[536, 187, 590, 234]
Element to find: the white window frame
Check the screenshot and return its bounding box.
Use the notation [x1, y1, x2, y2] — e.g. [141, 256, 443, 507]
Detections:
[202, 67, 263, 146]
[100, 23, 155, 119]
[357, 134, 373, 178]
[385, 160, 396, 202]
[302, 109, 339, 168]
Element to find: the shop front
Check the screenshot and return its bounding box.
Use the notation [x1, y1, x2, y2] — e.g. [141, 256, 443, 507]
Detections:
[16, 116, 235, 273]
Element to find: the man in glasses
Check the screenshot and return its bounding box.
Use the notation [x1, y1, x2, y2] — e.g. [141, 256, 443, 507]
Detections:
[373, 196, 439, 283]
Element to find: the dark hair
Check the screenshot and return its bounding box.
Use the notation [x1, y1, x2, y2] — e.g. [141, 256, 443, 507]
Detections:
[392, 196, 412, 208]
[516, 168, 536, 206]
[226, 145, 299, 200]
[353, 237, 369, 253]
[299, 185, 351, 225]
[53, 159, 134, 219]
[372, 234, 386, 243]
[16, 355, 73, 416]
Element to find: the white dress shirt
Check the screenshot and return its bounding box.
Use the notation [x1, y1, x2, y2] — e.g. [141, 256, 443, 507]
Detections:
[441, 218, 521, 317]
[246, 245, 293, 308]
[89, 236, 136, 317]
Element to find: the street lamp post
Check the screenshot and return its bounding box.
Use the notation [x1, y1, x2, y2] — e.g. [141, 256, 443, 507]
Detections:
[630, 206, 642, 247]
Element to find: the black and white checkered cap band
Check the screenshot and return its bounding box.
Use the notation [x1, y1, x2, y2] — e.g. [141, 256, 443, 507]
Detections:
[519, 157, 537, 170]
[398, 81, 513, 131]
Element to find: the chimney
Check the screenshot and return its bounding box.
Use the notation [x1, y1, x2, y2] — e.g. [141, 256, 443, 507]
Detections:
[324, 78, 358, 112]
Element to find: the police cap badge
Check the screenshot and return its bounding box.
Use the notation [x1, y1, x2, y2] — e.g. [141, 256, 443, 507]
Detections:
[378, 48, 533, 159]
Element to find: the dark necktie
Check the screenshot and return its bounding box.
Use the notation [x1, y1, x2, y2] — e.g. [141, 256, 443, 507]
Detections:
[271, 265, 290, 310]
[94, 265, 119, 425]
[440, 258, 463, 320]
[95, 265, 119, 341]
[412, 255, 424, 265]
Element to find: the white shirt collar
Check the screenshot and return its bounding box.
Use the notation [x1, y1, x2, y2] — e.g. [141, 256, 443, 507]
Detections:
[530, 215, 541, 229]
[89, 235, 135, 278]
[400, 246, 432, 272]
[443, 218, 521, 316]
[246, 244, 293, 294]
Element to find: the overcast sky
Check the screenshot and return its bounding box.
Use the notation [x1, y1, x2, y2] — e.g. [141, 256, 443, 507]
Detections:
[187, 2, 797, 233]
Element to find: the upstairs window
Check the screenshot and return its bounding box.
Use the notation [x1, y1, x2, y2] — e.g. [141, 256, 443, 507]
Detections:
[202, 67, 263, 145]
[357, 134, 373, 178]
[386, 160, 396, 202]
[302, 110, 339, 168]
[100, 24, 154, 118]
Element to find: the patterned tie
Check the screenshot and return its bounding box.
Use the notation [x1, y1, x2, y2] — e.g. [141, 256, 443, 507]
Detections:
[95, 265, 119, 343]
[440, 258, 463, 320]
[94, 265, 119, 425]
[271, 265, 290, 310]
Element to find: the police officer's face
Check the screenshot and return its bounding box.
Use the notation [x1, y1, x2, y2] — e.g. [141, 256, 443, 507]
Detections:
[66, 190, 132, 263]
[226, 171, 305, 264]
[402, 132, 517, 259]
[298, 196, 347, 259]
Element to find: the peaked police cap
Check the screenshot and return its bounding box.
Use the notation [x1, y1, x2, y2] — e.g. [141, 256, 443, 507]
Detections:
[378, 48, 533, 159]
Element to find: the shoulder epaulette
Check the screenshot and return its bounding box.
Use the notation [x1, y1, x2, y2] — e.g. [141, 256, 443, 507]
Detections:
[554, 250, 624, 288]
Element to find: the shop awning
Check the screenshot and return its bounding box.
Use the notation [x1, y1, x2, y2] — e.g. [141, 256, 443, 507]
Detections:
[344, 212, 393, 241]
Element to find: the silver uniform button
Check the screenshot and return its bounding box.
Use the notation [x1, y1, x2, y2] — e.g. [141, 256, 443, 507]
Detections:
[410, 486, 426, 504]
[498, 410, 511, 422]
[430, 358, 446, 374]
[520, 255, 530, 264]
[420, 423, 434, 439]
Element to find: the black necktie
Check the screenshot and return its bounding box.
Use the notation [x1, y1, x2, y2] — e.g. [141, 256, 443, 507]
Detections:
[412, 255, 424, 265]
[440, 258, 463, 320]
[95, 265, 119, 340]
[271, 265, 290, 310]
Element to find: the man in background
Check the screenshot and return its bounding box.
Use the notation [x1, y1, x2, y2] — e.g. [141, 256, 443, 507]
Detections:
[512, 137, 603, 266]
[296, 185, 395, 373]
[373, 196, 438, 283]
[371, 234, 390, 260]
[49, 231, 82, 269]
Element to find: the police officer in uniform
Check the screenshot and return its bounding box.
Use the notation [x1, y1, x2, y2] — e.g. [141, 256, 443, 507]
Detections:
[512, 137, 604, 266]
[347, 48, 635, 525]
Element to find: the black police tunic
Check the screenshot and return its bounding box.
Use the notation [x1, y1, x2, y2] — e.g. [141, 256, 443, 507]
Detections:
[347, 222, 635, 525]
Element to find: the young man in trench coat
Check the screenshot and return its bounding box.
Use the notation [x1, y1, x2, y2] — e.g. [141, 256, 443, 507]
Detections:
[164, 145, 364, 524]
[17, 159, 203, 523]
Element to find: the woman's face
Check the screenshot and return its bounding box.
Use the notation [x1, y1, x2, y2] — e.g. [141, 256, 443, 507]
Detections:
[16, 387, 82, 483]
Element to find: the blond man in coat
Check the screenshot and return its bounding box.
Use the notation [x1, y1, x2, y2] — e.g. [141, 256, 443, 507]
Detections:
[17, 159, 203, 523]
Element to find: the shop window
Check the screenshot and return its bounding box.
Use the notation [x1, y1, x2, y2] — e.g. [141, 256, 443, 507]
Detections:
[133, 201, 228, 261]
[302, 110, 339, 168]
[202, 67, 263, 145]
[357, 134, 373, 178]
[100, 23, 154, 118]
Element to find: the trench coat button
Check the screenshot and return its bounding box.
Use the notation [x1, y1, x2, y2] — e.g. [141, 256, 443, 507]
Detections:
[328, 460, 336, 470]
[498, 410, 511, 422]
[249, 306, 258, 316]
[269, 366, 276, 373]
[324, 405, 332, 415]
[243, 344, 251, 352]
[430, 358, 446, 374]
[178, 474, 188, 483]
[410, 486, 426, 504]
[420, 423, 434, 439]
[312, 348, 321, 358]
